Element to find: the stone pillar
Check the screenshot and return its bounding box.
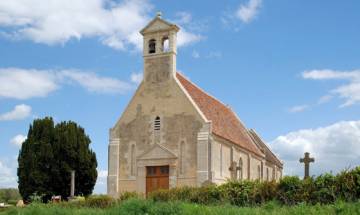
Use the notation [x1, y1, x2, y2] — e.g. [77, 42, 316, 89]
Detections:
[196, 123, 211, 186]
[107, 129, 120, 197]
[70, 170, 75, 197]
[169, 164, 177, 188]
[247, 154, 251, 180]
[137, 166, 146, 194]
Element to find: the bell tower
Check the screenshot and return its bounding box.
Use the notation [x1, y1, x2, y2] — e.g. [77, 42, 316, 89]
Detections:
[140, 12, 179, 84]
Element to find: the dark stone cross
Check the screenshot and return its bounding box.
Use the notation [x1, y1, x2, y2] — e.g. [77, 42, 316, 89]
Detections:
[299, 152, 315, 179]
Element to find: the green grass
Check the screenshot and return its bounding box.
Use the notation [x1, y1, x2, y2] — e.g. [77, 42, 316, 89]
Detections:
[1, 199, 360, 215]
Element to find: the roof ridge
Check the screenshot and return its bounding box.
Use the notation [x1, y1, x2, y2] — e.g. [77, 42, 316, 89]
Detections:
[176, 72, 231, 109]
[249, 129, 283, 166]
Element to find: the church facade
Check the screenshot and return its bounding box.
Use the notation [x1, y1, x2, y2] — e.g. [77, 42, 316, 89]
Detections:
[107, 14, 283, 197]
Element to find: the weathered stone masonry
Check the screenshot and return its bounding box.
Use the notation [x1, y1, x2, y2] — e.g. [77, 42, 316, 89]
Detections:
[107, 14, 283, 197]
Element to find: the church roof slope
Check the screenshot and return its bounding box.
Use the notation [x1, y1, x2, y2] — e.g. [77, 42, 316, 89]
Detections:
[248, 129, 283, 167]
[176, 72, 263, 157]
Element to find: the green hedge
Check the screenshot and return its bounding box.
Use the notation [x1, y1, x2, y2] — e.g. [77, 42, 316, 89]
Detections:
[149, 166, 360, 206]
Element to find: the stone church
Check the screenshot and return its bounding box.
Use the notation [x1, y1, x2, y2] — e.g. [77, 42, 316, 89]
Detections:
[107, 14, 283, 197]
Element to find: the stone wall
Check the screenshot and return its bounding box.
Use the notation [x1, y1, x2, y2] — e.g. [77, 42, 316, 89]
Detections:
[233, 148, 249, 180]
[109, 75, 207, 195]
[211, 135, 267, 183]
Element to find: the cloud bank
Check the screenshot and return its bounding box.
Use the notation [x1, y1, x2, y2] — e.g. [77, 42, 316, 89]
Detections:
[0, 0, 201, 50]
[236, 0, 262, 23]
[0, 68, 134, 99]
[10, 134, 27, 147]
[0, 159, 17, 188]
[270, 120, 360, 177]
[303, 69, 360, 107]
[0, 104, 32, 121]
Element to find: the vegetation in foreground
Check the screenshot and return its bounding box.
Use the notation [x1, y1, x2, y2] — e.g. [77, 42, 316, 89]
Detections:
[1, 198, 360, 215]
[0, 189, 20, 205]
[149, 166, 360, 206]
[18, 117, 97, 202]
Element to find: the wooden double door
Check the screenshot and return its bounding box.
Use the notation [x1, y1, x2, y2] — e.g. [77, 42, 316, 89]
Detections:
[146, 165, 169, 195]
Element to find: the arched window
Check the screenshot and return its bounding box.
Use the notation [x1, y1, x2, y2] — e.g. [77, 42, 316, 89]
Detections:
[238, 158, 243, 180]
[130, 144, 135, 176]
[180, 141, 185, 175]
[257, 165, 261, 180]
[162, 37, 170, 52]
[154, 116, 161, 131]
[149, 39, 156, 54]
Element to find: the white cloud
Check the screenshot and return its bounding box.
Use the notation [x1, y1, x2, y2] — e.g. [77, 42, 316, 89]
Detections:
[130, 72, 143, 84]
[0, 0, 150, 50]
[175, 12, 192, 25]
[0, 159, 17, 188]
[303, 69, 360, 107]
[94, 169, 107, 194]
[318, 95, 333, 104]
[270, 120, 360, 177]
[192, 50, 200, 59]
[0, 104, 31, 121]
[0, 0, 202, 50]
[288, 105, 310, 113]
[177, 29, 203, 47]
[0, 68, 58, 99]
[0, 68, 135, 99]
[60, 70, 132, 94]
[236, 0, 262, 23]
[169, 11, 204, 47]
[10, 134, 27, 147]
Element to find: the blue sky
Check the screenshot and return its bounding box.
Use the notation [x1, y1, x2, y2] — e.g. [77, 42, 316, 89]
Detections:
[0, 0, 360, 193]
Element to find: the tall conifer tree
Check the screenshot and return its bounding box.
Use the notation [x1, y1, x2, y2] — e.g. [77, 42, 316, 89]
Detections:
[17, 117, 97, 201]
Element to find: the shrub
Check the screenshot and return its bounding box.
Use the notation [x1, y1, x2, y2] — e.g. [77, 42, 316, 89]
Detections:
[350, 166, 360, 198]
[84, 195, 115, 208]
[218, 180, 256, 206]
[336, 170, 357, 201]
[149, 186, 221, 205]
[311, 173, 337, 204]
[301, 177, 316, 204]
[7, 199, 18, 205]
[119, 192, 141, 201]
[149, 189, 172, 202]
[252, 180, 278, 205]
[188, 185, 221, 204]
[140, 166, 360, 207]
[277, 176, 304, 205]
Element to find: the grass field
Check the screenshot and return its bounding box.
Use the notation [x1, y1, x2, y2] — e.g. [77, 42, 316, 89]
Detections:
[1, 199, 360, 215]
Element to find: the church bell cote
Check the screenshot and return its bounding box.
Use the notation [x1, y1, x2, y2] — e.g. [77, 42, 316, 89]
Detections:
[140, 12, 179, 83]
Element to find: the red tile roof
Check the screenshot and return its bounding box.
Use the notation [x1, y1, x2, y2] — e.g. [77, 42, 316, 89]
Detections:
[176, 73, 264, 157]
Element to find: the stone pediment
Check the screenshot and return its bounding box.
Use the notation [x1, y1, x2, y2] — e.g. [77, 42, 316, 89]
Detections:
[137, 144, 177, 160]
[140, 17, 179, 35]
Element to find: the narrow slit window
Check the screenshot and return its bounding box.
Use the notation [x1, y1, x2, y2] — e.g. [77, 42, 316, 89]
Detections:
[154, 116, 161, 131]
[130, 144, 135, 176]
